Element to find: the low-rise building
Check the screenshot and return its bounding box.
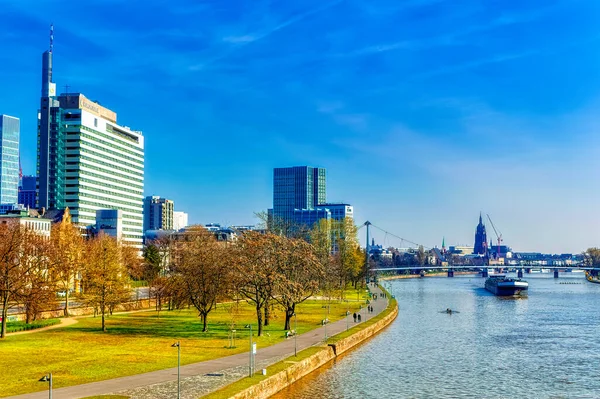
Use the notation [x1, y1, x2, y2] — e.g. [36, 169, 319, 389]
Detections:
[0, 209, 51, 237]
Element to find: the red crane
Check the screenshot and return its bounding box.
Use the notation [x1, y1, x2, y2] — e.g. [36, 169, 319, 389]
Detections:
[486, 214, 503, 259]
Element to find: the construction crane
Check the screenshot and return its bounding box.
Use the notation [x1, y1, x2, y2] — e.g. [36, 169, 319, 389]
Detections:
[486, 214, 503, 259]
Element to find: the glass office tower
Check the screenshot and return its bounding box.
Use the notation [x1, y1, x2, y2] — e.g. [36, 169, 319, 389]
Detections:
[273, 166, 326, 223]
[0, 115, 20, 205]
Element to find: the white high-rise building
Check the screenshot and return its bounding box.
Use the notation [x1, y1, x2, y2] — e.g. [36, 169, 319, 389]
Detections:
[36, 28, 145, 249]
[173, 211, 188, 231]
[37, 92, 144, 249]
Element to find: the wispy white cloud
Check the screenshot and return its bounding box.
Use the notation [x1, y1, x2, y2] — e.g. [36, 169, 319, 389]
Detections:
[189, 0, 343, 71]
[222, 35, 257, 44]
[336, 2, 570, 58]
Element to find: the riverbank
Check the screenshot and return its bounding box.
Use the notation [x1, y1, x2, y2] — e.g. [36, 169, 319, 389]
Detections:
[205, 286, 397, 399]
[381, 271, 479, 280]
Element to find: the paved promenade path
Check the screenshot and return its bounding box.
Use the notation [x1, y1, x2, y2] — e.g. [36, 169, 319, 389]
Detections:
[9, 285, 389, 399]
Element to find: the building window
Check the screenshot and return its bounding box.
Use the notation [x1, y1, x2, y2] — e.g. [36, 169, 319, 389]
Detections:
[94, 118, 98, 127]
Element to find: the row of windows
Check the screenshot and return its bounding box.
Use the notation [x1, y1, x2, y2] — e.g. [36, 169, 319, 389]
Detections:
[76, 155, 144, 178]
[68, 176, 143, 196]
[123, 234, 143, 239]
[67, 183, 142, 203]
[66, 146, 144, 174]
[81, 126, 143, 155]
[66, 131, 144, 163]
[73, 197, 142, 210]
[73, 206, 143, 220]
[66, 166, 143, 187]
[23, 220, 51, 231]
[123, 227, 143, 233]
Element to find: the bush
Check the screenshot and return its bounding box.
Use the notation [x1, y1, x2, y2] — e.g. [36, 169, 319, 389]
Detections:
[6, 318, 60, 333]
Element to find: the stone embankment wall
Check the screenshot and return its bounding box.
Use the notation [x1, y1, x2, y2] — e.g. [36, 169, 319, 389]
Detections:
[229, 302, 398, 399]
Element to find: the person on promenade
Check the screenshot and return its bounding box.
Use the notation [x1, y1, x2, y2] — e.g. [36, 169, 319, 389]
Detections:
[353, 312, 357, 322]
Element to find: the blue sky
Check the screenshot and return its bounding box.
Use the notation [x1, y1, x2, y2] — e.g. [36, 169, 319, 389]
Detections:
[1, 0, 599, 253]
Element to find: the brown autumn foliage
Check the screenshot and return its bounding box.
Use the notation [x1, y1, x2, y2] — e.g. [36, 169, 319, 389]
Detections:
[82, 234, 132, 332]
[0, 221, 56, 338]
[50, 208, 85, 316]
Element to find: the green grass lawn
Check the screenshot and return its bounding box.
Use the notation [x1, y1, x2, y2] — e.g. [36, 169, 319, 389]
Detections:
[5, 318, 60, 333]
[0, 298, 366, 397]
[205, 289, 397, 399]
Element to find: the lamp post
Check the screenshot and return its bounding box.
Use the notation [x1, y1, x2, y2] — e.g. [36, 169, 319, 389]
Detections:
[171, 341, 180, 399]
[38, 373, 52, 399]
[245, 324, 253, 377]
[346, 310, 350, 331]
[293, 313, 297, 357]
[322, 305, 328, 342]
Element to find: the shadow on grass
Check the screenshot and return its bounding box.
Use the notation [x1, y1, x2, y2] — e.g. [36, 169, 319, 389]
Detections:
[65, 311, 296, 340]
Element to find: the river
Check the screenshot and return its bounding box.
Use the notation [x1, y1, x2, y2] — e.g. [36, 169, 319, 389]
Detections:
[273, 273, 600, 399]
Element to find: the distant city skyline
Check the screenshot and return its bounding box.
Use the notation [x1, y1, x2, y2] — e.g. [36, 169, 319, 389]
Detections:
[1, 0, 599, 253]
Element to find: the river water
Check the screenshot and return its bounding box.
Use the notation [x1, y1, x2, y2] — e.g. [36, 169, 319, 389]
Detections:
[273, 273, 600, 399]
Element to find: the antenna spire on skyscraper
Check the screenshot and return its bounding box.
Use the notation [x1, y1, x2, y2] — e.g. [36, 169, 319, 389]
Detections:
[50, 24, 54, 52]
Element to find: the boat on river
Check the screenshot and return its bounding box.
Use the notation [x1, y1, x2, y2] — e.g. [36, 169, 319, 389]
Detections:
[485, 276, 528, 297]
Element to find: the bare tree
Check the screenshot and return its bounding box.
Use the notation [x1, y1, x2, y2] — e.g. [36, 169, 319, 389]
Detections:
[272, 236, 324, 330]
[20, 234, 56, 323]
[232, 231, 277, 337]
[175, 228, 229, 332]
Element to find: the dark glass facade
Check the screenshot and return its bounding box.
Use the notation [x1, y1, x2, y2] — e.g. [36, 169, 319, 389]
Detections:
[273, 166, 326, 223]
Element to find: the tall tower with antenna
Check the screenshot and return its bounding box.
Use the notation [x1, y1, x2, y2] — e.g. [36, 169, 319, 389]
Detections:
[37, 24, 60, 209]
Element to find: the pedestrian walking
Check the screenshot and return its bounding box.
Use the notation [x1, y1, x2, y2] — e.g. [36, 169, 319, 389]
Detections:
[353, 312, 357, 322]
[358, 314, 362, 322]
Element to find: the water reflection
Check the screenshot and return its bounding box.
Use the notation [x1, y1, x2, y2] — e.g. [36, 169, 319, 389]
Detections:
[273, 274, 600, 399]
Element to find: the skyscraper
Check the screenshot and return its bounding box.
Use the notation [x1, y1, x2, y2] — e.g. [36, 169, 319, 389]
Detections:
[473, 214, 488, 255]
[0, 115, 20, 205]
[18, 175, 37, 209]
[143, 196, 174, 232]
[36, 29, 145, 249]
[273, 166, 326, 223]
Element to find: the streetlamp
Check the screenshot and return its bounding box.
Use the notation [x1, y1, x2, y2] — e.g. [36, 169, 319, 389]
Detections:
[321, 305, 328, 342]
[171, 341, 180, 399]
[245, 324, 253, 377]
[346, 310, 350, 331]
[293, 313, 298, 357]
[38, 373, 52, 399]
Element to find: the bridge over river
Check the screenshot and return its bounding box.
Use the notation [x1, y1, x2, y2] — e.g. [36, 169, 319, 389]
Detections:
[358, 221, 600, 279]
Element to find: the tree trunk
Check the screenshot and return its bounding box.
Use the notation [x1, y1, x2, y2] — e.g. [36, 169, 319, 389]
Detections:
[264, 302, 270, 326]
[101, 303, 106, 332]
[1, 294, 8, 338]
[64, 282, 70, 317]
[284, 306, 295, 331]
[25, 302, 32, 324]
[202, 312, 208, 332]
[256, 304, 263, 336]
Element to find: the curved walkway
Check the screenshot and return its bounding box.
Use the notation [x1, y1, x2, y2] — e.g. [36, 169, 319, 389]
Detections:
[8, 285, 389, 399]
[7, 317, 79, 336]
